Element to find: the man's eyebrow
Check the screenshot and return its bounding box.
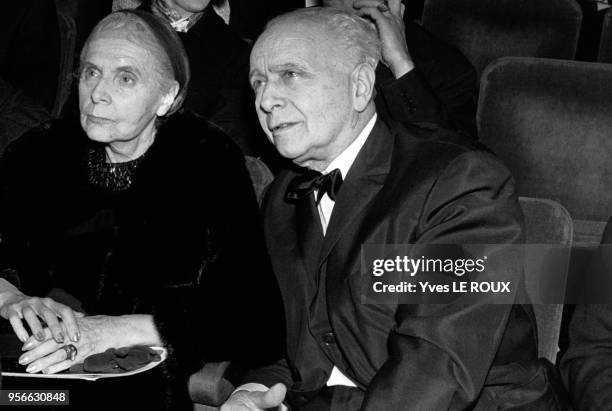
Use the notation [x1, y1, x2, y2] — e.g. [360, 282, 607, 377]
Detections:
[114, 65, 142, 76]
[269, 62, 308, 72]
[249, 62, 312, 80]
[79, 60, 98, 69]
[77, 60, 99, 75]
[249, 68, 263, 79]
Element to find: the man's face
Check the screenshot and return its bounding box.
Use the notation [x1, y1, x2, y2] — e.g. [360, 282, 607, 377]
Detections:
[78, 31, 169, 145]
[164, 0, 211, 15]
[249, 20, 355, 168]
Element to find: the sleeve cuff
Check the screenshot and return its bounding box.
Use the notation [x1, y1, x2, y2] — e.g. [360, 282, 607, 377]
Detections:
[233, 383, 269, 394]
[232, 383, 289, 411]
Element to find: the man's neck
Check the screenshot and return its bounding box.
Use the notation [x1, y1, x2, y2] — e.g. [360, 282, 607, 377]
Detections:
[305, 107, 376, 172]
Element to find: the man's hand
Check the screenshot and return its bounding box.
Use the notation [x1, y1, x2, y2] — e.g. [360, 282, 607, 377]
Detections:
[220, 383, 287, 411]
[353, 0, 415, 78]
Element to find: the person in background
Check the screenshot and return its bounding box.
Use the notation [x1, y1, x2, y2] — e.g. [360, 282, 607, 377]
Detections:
[222, 0, 306, 41]
[139, 0, 272, 158]
[0, 10, 284, 410]
[323, 0, 478, 137]
[0, 0, 60, 153]
[0, 78, 51, 155]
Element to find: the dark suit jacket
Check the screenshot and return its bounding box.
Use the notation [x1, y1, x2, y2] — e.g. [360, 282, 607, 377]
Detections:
[227, 0, 305, 41]
[375, 21, 478, 138]
[173, 8, 269, 157]
[560, 218, 612, 410]
[251, 118, 566, 409]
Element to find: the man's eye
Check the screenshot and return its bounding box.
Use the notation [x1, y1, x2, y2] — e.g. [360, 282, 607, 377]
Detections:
[283, 70, 299, 79]
[118, 74, 136, 86]
[81, 68, 98, 79]
[251, 79, 263, 91]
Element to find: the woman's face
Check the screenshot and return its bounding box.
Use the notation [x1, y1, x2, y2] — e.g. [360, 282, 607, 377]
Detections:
[78, 31, 173, 146]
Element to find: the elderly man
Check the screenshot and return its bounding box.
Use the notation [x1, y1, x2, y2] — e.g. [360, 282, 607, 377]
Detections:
[222, 7, 567, 410]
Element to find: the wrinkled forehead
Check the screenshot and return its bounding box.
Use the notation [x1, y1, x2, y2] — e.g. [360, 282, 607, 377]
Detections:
[85, 13, 165, 62]
[251, 19, 339, 71]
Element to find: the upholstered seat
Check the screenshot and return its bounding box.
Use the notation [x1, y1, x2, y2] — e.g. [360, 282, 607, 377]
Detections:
[599, 8, 612, 63]
[519, 197, 572, 363]
[422, 0, 582, 77]
[478, 57, 612, 245]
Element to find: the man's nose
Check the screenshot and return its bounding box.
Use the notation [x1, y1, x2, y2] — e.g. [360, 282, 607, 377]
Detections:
[90, 77, 111, 104]
[259, 82, 284, 113]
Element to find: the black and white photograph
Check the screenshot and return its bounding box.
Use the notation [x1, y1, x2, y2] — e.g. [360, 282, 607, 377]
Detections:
[0, 0, 611, 410]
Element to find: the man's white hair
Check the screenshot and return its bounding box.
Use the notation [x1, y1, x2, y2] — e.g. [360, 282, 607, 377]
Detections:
[266, 7, 382, 70]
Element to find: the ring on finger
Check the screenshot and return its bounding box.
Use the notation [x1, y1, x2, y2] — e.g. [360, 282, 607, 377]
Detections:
[61, 344, 78, 361]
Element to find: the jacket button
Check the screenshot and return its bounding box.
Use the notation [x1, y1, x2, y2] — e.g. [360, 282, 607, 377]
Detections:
[322, 332, 335, 344]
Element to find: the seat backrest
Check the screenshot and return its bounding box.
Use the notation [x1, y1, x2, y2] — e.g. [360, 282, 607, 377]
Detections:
[422, 0, 582, 77]
[519, 196, 573, 363]
[478, 57, 612, 245]
[599, 8, 612, 63]
[244, 156, 275, 206]
[52, 11, 77, 118]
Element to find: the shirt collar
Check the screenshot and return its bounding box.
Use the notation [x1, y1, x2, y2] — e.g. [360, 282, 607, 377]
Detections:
[151, 0, 204, 32]
[323, 113, 377, 179]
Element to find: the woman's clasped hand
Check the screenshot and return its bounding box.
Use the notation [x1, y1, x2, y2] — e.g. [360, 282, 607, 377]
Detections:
[17, 316, 118, 374]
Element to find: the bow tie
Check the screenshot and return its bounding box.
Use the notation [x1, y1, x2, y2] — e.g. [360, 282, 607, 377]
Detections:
[286, 168, 343, 204]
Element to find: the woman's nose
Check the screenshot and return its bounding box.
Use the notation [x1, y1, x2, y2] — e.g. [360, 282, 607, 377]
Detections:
[89, 78, 111, 104]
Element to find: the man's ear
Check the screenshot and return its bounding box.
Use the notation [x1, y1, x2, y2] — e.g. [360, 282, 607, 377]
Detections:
[157, 81, 180, 117]
[351, 62, 376, 112]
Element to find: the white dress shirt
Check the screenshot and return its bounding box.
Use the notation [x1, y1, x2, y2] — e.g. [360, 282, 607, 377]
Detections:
[315, 114, 377, 387]
[316, 114, 377, 236]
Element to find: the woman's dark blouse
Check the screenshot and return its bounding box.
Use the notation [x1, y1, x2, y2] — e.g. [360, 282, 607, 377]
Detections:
[0, 112, 285, 407]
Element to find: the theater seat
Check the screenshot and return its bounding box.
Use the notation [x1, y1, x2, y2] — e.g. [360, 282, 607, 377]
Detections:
[422, 0, 582, 77]
[189, 361, 234, 410]
[478, 57, 612, 245]
[599, 8, 612, 63]
[519, 197, 572, 363]
[53, 11, 76, 118]
[244, 155, 275, 205]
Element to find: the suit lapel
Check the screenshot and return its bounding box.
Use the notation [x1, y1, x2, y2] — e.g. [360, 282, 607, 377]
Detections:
[319, 119, 395, 267]
[296, 194, 324, 284]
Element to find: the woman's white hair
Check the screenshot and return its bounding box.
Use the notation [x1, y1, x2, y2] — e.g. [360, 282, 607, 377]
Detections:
[266, 7, 382, 71]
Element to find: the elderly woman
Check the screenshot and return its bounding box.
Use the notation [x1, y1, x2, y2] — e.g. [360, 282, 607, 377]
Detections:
[0, 9, 284, 410]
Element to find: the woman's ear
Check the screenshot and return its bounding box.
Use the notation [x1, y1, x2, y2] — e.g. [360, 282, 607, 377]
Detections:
[351, 62, 376, 112]
[157, 81, 180, 117]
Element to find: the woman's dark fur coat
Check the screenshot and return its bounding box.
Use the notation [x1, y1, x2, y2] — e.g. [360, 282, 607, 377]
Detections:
[0, 112, 285, 409]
